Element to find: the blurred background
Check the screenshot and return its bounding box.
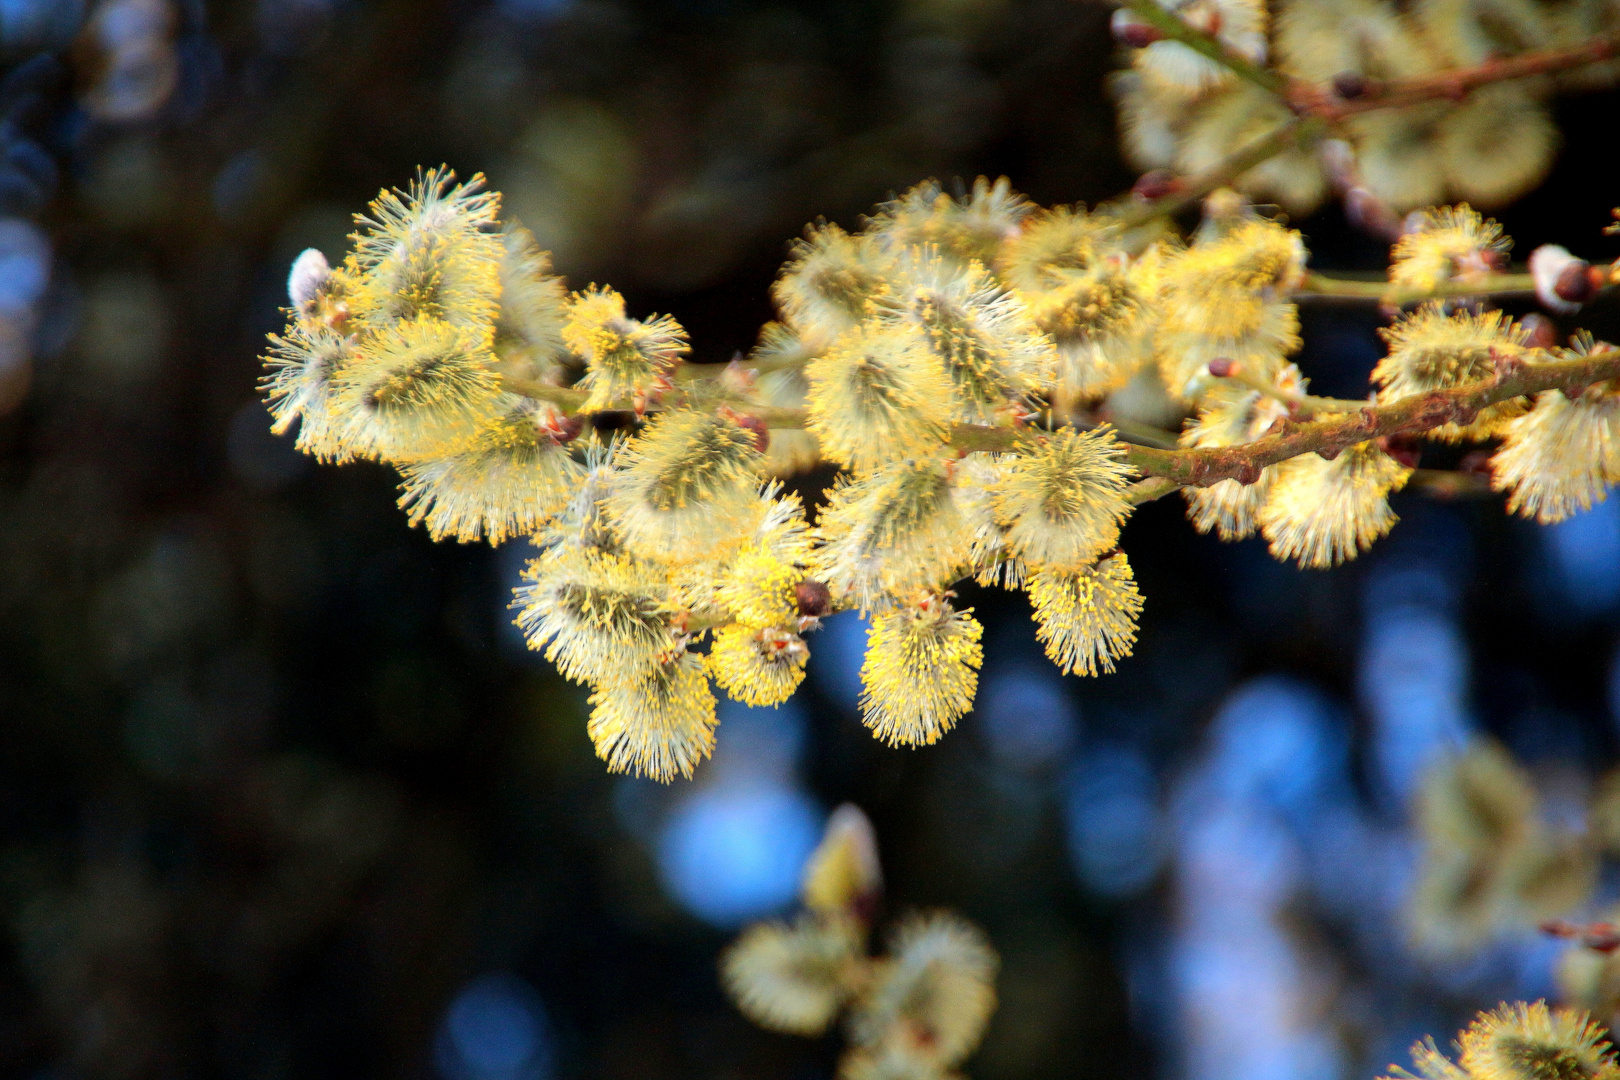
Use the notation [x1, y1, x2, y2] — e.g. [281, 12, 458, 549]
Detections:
[5, 1, 1620, 1078]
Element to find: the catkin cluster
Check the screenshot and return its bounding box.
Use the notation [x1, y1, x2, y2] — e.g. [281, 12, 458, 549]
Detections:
[262, 168, 1620, 782]
[721, 807, 999, 1080]
[1112, 0, 1619, 215]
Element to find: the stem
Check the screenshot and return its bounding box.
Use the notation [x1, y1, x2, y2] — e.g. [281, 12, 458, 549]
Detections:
[1115, 0, 1287, 97]
[1121, 348, 1620, 486]
[1297, 270, 1539, 305]
[1118, 117, 1323, 228]
[1291, 32, 1620, 121]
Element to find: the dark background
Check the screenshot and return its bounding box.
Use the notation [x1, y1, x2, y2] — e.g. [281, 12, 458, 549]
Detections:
[5, 2, 1620, 1078]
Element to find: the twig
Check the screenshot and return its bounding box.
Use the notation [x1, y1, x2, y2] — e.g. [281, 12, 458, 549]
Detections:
[1291, 33, 1620, 121]
[1120, 348, 1620, 486]
[1297, 270, 1539, 305]
[1118, 117, 1323, 228]
[1114, 0, 1287, 97]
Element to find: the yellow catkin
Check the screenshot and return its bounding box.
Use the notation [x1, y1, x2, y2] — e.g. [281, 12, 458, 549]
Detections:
[858, 596, 983, 747]
[1375, 303, 1529, 440]
[1026, 554, 1144, 677]
[1458, 1002, 1619, 1080]
[991, 428, 1134, 572]
[847, 911, 998, 1067]
[720, 914, 862, 1036]
[812, 461, 972, 612]
[1493, 382, 1620, 523]
[1390, 206, 1511, 293]
[396, 397, 584, 543]
[602, 409, 764, 564]
[1259, 442, 1413, 568]
[805, 324, 954, 474]
[586, 651, 718, 782]
[708, 623, 809, 707]
[563, 285, 689, 412]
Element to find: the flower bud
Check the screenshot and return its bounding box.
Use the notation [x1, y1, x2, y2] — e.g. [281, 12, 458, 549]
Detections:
[1132, 169, 1181, 201]
[794, 579, 832, 619]
[1207, 357, 1235, 378]
[1330, 71, 1369, 100]
[1518, 312, 1558, 350]
[1530, 244, 1591, 313]
[287, 248, 330, 311]
[1110, 8, 1165, 47]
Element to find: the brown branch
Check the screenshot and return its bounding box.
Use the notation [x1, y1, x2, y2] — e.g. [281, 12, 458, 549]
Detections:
[1291, 33, 1620, 121]
[1121, 348, 1620, 486]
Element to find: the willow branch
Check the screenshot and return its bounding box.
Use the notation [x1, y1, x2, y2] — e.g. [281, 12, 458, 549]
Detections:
[1297, 270, 1539, 305]
[1121, 348, 1620, 486]
[1290, 32, 1620, 121]
[1114, 0, 1287, 97]
[1118, 117, 1323, 227]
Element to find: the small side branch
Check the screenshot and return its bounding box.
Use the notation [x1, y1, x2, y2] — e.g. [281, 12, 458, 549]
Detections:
[1114, 0, 1288, 97]
[1119, 118, 1322, 228]
[1121, 349, 1620, 486]
[1297, 270, 1539, 305]
[1291, 33, 1620, 120]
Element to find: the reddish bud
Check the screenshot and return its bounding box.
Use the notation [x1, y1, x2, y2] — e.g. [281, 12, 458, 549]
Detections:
[1330, 71, 1369, 99]
[795, 580, 832, 619]
[1345, 187, 1403, 241]
[1207, 357, 1235, 378]
[1556, 260, 1599, 304]
[1378, 434, 1423, 470]
[718, 406, 771, 453]
[1457, 449, 1493, 477]
[1132, 169, 1182, 201]
[1110, 9, 1166, 46]
[1519, 313, 1559, 350]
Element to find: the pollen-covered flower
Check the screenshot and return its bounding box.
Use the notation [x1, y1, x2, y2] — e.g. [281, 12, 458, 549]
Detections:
[802, 804, 883, 915]
[348, 168, 503, 337]
[1179, 369, 1299, 540]
[493, 223, 569, 374]
[1376, 303, 1529, 439]
[1026, 553, 1144, 677]
[563, 285, 689, 412]
[952, 452, 1025, 589]
[998, 207, 1146, 399]
[587, 650, 718, 781]
[396, 396, 585, 543]
[1160, 219, 1304, 395]
[1390, 205, 1511, 294]
[858, 594, 983, 746]
[327, 316, 503, 461]
[991, 428, 1134, 571]
[774, 224, 894, 344]
[866, 177, 1031, 269]
[1459, 1002, 1620, 1080]
[1493, 376, 1620, 523]
[716, 545, 803, 627]
[602, 409, 764, 564]
[812, 461, 971, 612]
[513, 545, 674, 685]
[1436, 84, 1558, 210]
[848, 911, 998, 1067]
[876, 249, 1050, 423]
[260, 325, 357, 462]
[806, 325, 953, 474]
[1177, 84, 1327, 215]
[709, 623, 809, 707]
[1259, 442, 1412, 568]
[721, 913, 863, 1036]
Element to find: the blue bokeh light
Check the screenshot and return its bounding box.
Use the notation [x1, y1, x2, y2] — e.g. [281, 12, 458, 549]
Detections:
[656, 782, 821, 928]
[1543, 498, 1620, 617]
[978, 661, 1078, 771]
[434, 972, 553, 1080]
[1358, 607, 1470, 806]
[1063, 744, 1163, 897]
